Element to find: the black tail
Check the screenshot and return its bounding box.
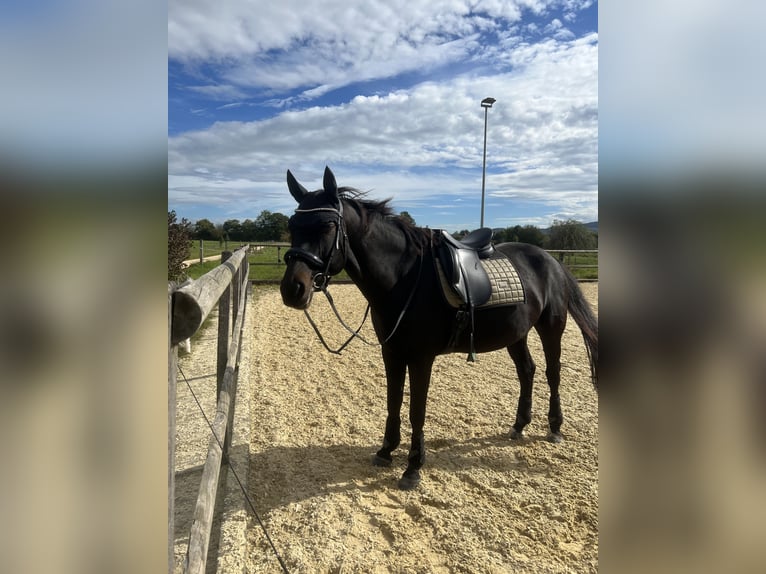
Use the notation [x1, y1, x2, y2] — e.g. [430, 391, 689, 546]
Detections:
[563, 269, 598, 390]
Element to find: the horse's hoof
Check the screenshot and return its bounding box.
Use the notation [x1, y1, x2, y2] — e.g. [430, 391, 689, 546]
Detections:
[397, 473, 421, 490]
[372, 454, 392, 467]
[510, 429, 524, 440]
[546, 432, 563, 444]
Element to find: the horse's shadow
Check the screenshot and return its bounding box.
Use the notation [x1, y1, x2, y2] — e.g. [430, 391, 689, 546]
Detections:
[244, 431, 544, 515]
[173, 433, 551, 571]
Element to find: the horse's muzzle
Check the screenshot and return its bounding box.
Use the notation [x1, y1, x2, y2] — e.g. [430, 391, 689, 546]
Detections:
[280, 263, 314, 309]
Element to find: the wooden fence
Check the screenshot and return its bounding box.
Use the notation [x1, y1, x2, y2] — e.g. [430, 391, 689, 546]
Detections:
[183, 245, 597, 284]
[545, 249, 598, 280]
[168, 246, 250, 574]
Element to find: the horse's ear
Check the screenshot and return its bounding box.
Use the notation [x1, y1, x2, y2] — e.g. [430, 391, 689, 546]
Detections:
[323, 166, 338, 201]
[286, 170, 309, 203]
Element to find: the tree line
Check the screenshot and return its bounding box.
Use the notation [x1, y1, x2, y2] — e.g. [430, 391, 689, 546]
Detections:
[169, 209, 597, 281]
[183, 208, 596, 250]
[454, 219, 597, 250]
[192, 211, 290, 242]
[168, 209, 291, 281]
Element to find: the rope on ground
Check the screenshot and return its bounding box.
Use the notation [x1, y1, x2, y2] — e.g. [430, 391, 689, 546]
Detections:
[177, 364, 290, 574]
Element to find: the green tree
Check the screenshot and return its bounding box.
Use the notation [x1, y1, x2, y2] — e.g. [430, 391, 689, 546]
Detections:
[516, 224, 545, 246]
[223, 219, 243, 242]
[494, 225, 543, 246]
[168, 211, 191, 282]
[271, 212, 290, 241]
[546, 219, 597, 250]
[493, 228, 510, 243]
[193, 218, 218, 240]
[254, 210, 289, 241]
[241, 218, 257, 241]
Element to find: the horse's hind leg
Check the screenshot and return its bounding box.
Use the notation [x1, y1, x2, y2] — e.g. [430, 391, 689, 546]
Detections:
[535, 314, 567, 443]
[508, 336, 536, 439]
[373, 348, 406, 466]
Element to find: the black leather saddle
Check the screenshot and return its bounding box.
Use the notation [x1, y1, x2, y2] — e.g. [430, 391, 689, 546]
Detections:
[436, 228, 495, 361]
[437, 228, 495, 308]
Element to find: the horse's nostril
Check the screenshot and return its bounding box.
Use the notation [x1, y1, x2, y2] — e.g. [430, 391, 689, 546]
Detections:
[281, 275, 308, 307]
[292, 280, 305, 300]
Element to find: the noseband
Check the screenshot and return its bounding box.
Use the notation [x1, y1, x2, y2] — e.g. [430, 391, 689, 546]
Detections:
[284, 201, 346, 290]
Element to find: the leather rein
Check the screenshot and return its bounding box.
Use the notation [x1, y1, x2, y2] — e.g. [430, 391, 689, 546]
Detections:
[284, 202, 423, 355]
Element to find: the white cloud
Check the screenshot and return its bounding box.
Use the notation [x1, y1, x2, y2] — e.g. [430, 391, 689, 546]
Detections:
[543, 18, 575, 40]
[168, 0, 598, 228]
[169, 30, 597, 227]
[169, 0, 590, 100]
[170, 0, 494, 61]
[186, 84, 249, 101]
[223, 34, 480, 95]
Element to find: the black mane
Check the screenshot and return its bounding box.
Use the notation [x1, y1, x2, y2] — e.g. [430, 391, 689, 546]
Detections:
[338, 187, 430, 252]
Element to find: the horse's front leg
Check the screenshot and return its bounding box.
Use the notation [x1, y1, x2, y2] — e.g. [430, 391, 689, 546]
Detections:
[372, 348, 406, 467]
[399, 355, 435, 490]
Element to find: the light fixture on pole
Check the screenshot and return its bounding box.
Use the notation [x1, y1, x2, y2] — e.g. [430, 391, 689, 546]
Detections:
[480, 97, 496, 228]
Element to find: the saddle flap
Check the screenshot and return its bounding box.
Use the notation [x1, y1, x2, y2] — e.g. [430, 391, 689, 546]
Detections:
[456, 249, 492, 306]
[437, 240, 460, 285]
[435, 232, 492, 308]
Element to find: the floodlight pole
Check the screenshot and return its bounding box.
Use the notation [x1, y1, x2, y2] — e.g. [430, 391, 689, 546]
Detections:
[480, 97, 496, 228]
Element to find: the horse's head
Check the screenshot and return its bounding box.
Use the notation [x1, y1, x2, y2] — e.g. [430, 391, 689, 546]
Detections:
[280, 166, 348, 309]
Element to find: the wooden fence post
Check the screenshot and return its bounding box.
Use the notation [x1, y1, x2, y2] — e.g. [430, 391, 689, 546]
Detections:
[224, 258, 248, 457]
[216, 251, 233, 397]
[232, 263, 241, 332]
[199, 239, 204, 264]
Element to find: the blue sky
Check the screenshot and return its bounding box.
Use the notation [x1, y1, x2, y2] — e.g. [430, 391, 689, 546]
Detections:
[168, 0, 598, 232]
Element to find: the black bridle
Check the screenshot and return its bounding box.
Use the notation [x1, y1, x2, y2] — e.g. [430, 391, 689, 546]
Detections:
[283, 199, 423, 354]
[284, 201, 346, 291]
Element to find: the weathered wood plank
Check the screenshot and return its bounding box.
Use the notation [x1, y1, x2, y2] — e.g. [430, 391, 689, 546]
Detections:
[171, 247, 247, 345]
[225, 267, 248, 458]
[216, 251, 233, 396]
[184, 275, 248, 574]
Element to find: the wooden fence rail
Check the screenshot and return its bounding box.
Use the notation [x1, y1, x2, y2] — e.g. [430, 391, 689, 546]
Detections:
[168, 246, 250, 574]
[545, 249, 598, 279]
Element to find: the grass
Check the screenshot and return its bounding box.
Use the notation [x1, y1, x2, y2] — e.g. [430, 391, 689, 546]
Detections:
[183, 243, 350, 282]
[553, 251, 599, 281]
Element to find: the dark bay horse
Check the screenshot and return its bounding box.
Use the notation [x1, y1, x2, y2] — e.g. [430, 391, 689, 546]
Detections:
[280, 167, 598, 489]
